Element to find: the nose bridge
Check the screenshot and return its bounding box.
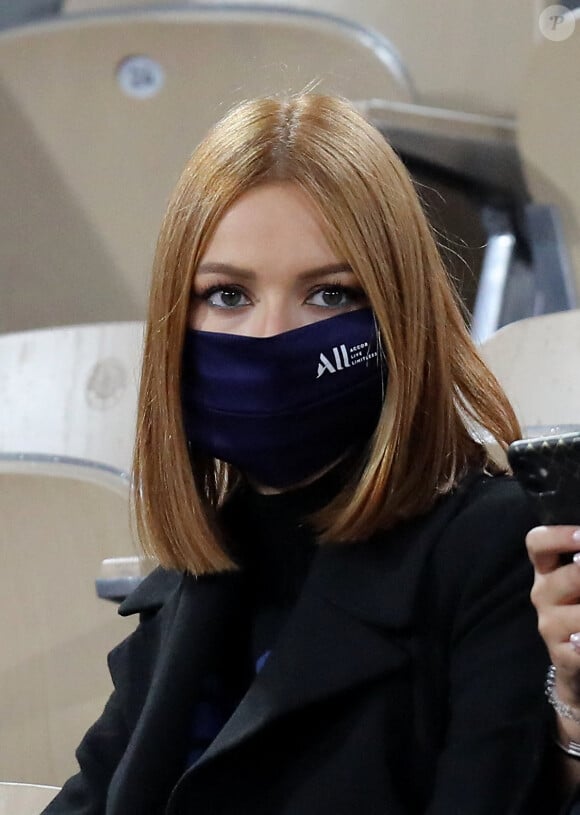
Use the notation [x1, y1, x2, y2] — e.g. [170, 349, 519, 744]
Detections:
[252, 292, 296, 337]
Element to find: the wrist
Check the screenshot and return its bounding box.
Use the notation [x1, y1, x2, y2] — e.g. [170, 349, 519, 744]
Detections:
[546, 664, 580, 726]
[547, 665, 580, 758]
[554, 734, 580, 760]
[556, 712, 580, 747]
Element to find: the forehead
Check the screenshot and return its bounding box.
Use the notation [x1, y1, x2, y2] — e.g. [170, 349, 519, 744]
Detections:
[199, 182, 341, 273]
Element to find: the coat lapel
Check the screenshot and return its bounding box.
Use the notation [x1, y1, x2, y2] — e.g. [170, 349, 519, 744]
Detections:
[185, 480, 471, 773]
[110, 474, 475, 811]
[107, 569, 246, 815]
[189, 584, 409, 773]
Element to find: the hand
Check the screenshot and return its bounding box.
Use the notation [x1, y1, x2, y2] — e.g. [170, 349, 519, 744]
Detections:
[527, 525, 580, 710]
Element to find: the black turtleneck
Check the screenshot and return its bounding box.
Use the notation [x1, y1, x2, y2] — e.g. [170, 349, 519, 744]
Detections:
[185, 465, 349, 769]
[222, 463, 348, 669]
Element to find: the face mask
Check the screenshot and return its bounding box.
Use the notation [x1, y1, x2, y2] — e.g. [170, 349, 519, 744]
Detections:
[181, 308, 386, 489]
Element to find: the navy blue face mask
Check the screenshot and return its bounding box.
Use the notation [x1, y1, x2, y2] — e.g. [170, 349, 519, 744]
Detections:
[181, 308, 386, 489]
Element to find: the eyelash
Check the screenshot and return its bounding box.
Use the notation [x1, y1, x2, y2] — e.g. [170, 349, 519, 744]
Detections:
[308, 279, 366, 306]
[194, 281, 251, 307]
[194, 278, 367, 308]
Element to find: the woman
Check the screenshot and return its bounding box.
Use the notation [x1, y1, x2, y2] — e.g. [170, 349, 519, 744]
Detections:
[43, 94, 554, 814]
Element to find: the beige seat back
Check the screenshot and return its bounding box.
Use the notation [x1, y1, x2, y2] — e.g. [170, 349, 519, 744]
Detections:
[0, 455, 139, 785]
[0, 8, 411, 333]
[0, 782, 60, 814]
[517, 8, 580, 297]
[479, 310, 580, 432]
[63, 0, 539, 118]
[0, 322, 143, 473]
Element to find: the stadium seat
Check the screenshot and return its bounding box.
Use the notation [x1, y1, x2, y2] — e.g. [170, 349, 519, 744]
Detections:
[0, 322, 143, 473]
[0, 454, 139, 784]
[0, 7, 411, 333]
[479, 310, 580, 434]
[0, 782, 60, 814]
[63, 0, 539, 118]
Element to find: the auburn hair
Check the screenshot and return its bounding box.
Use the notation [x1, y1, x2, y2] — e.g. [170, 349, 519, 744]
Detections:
[133, 94, 520, 575]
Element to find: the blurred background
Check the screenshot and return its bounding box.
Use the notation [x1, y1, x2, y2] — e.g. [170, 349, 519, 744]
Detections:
[1, 0, 580, 802]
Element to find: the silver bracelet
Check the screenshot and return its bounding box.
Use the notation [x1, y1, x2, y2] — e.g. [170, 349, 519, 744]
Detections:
[545, 664, 580, 726]
[554, 735, 580, 760]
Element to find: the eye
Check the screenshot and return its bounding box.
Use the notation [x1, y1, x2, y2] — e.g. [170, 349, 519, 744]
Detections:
[199, 285, 251, 309]
[306, 285, 366, 309]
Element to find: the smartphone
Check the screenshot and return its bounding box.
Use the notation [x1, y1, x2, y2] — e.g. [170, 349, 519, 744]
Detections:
[508, 431, 580, 563]
[508, 431, 580, 525]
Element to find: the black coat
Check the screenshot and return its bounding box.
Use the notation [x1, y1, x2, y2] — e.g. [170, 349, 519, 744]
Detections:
[43, 473, 555, 815]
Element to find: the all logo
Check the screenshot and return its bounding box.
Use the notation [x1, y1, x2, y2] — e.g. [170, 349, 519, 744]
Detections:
[317, 341, 378, 378]
[317, 344, 351, 378]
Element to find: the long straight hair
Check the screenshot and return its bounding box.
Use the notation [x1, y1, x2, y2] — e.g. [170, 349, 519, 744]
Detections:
[133, 94, 520, 574]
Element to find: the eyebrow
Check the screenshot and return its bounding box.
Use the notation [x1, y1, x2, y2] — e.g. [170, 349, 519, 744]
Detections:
[196, 262, 355, 281]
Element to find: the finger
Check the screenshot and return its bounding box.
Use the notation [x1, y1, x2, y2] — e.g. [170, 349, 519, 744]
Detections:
[532, 563, 580, 608]
[526, 525, 580, 574]
[536, 604, 580, 649]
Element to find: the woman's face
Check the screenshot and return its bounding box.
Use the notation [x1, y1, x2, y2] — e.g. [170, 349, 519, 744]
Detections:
[189, 182, 369, 336]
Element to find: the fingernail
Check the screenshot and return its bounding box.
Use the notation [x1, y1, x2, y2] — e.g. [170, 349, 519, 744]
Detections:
[573, 530, 580, 542]
[573, 552, 580, 565]
[570, 633, 580, 652]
